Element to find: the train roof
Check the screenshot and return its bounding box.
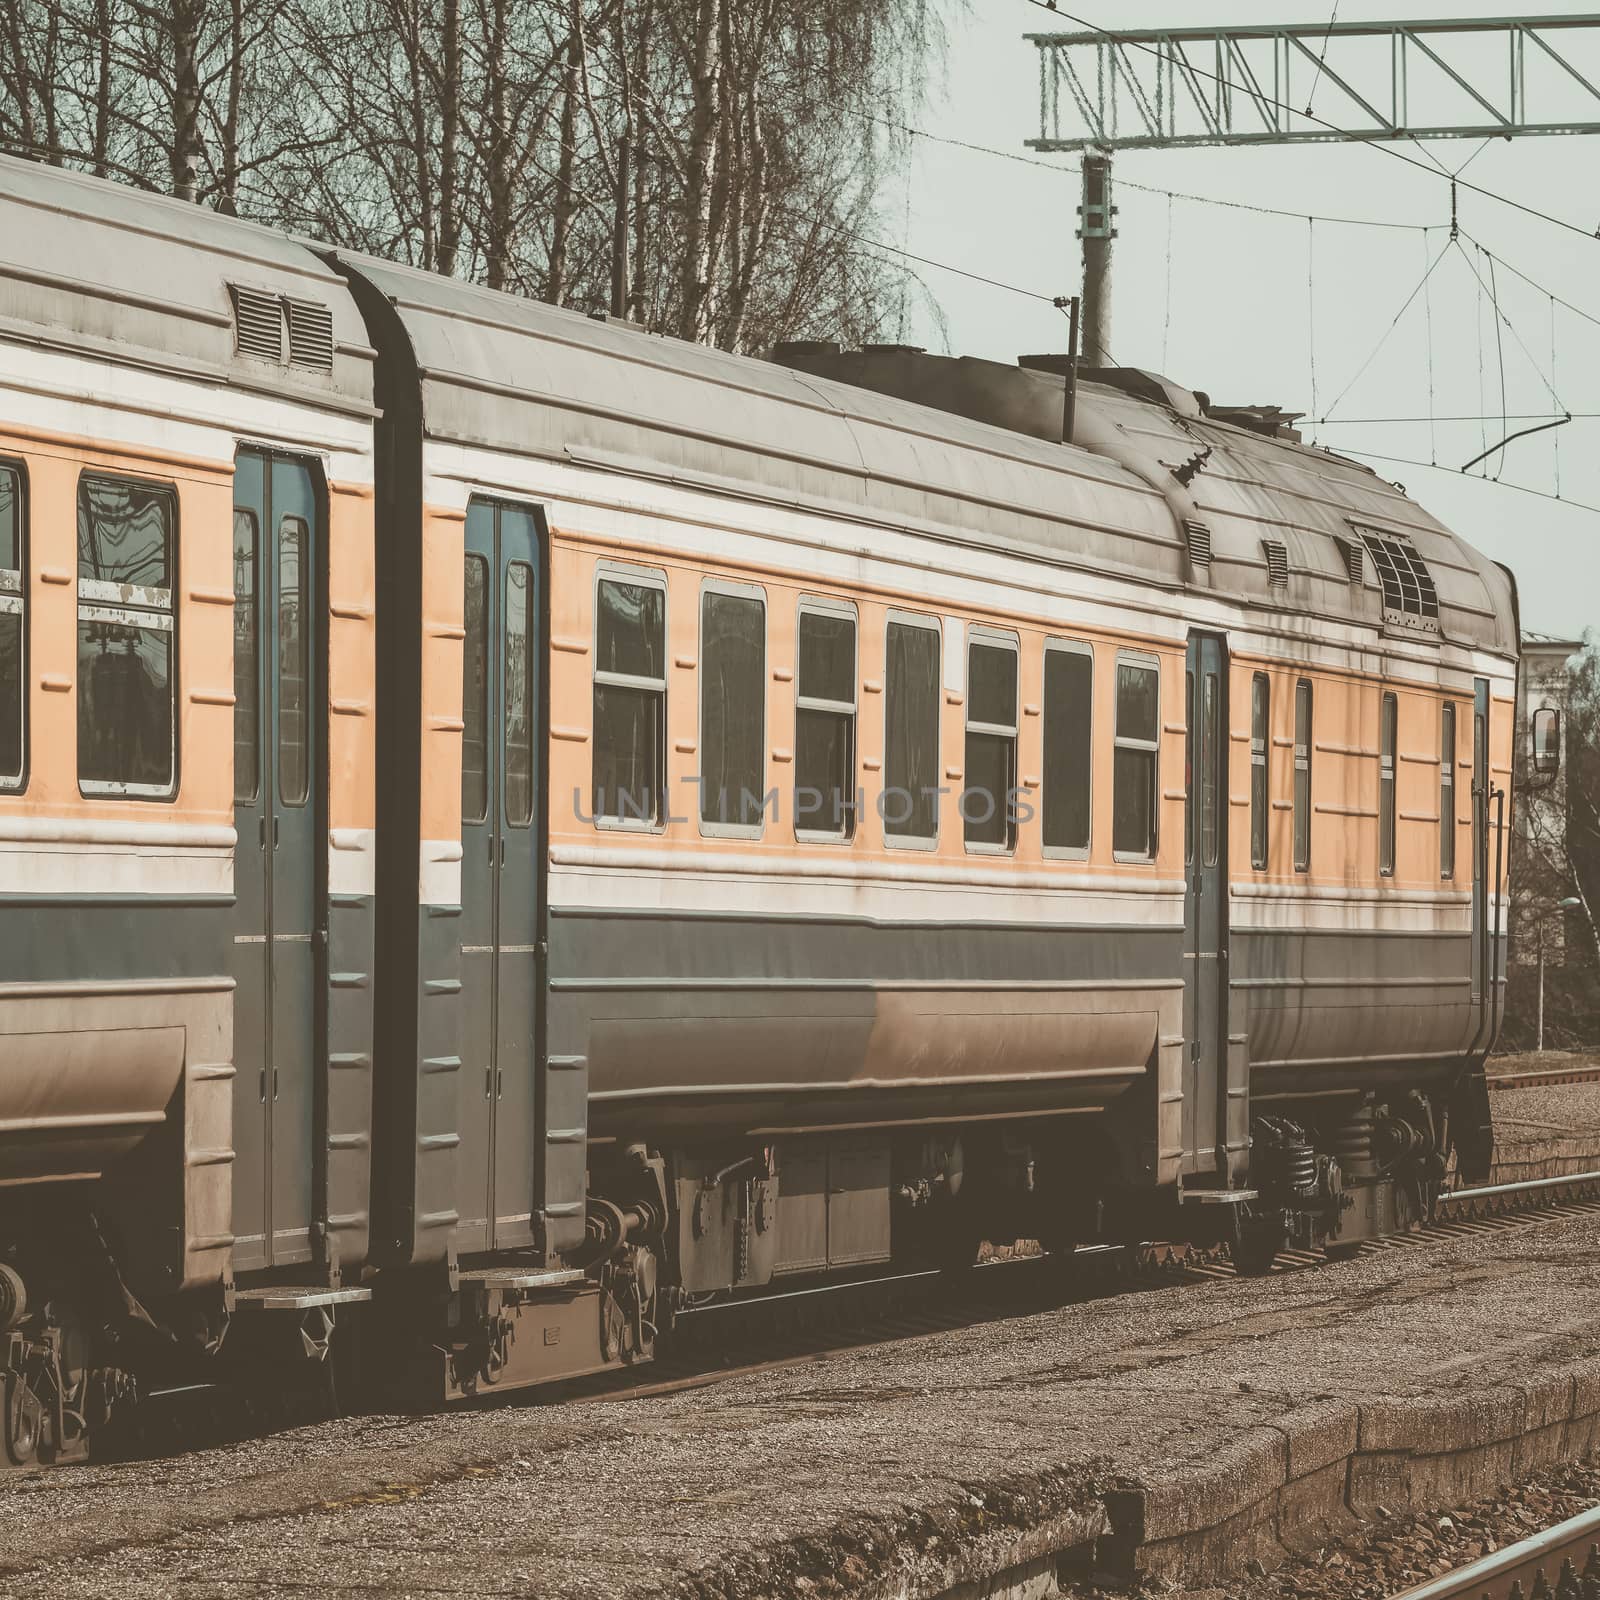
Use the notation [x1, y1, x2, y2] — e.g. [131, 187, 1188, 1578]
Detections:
[0, 154, 1515, 660]
[339, 249, 1517, 660]
[0, 154, 373, 418]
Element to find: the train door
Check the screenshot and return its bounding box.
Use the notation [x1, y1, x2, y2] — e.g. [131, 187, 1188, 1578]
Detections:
[459, 497, 542, 1254]
[232, 449, 322, 1268]
[1183, 633, 1229, 1180]
[1471, 677, 1491, 1018]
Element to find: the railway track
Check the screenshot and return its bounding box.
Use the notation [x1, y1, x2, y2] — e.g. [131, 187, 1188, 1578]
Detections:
[115, 1170, 1600, 1455]
[1488, 1064, 1600, 1091]
[548, 1169, 1600, 1409]
[1389, 1504, 1600, 1598]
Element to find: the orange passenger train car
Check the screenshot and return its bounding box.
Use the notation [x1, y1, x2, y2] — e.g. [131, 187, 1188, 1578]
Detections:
[0, 156, 1518, 1457]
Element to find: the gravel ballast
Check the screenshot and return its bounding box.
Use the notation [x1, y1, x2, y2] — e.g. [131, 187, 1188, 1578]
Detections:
[4, 1203, 1600, 1599]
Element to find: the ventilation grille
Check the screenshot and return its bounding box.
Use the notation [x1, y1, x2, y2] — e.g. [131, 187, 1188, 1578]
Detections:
[286, 298, 335, 370]
[1361, 529, 1440, 631]
[1335, 535, 1364, 585]
[1262, 539, 1289, 590]
[1184, 519, 1212, 569]
[230, 284, 335, 371]
[231, 285, 283, 361]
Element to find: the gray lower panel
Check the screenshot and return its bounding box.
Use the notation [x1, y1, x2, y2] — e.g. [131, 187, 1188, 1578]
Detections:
[0, 897, 235, 983]
[1232, 927, 1505, 1091]
[550, 907, 1180, 987]
[550, 910, 1184, 1140]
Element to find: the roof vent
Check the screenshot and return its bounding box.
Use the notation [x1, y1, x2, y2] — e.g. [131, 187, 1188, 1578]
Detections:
[1262, 539, 1289, 590]
[286, 298, 335, 370]
[1359, 528, 1440, 632]
[1184, 519, 1212, 569]
[231, 285, 283, 362]
[1335, 535, 1364, 586]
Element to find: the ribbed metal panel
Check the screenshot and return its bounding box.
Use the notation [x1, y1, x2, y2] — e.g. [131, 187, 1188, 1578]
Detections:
[1335, 534, 1364, 586]
[286, 297, 335, 370]
[230, 284, 282, 361]
[1262, 538, 1288, 589]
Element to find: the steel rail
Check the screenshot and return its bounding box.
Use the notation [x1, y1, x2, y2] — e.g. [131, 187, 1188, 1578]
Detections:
[1488, 1064, 1600, 1090]
[1441, 1168, 1600, 1204]
[1389, 1502, 1600, 1598]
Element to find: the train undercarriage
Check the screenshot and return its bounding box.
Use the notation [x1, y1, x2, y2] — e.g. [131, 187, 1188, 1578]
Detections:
[0, 1081, 1462, 1466]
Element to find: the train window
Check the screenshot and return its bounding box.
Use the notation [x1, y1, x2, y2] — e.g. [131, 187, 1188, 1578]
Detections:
[593, 569, 666, 827]
[0, 465, 23, 790]
[1440, 703, 1456, 880]
[795, 600, 856, 841]
[277, 515, 309, 807]
[700, 583, 766, 835]
[1250, 674, 1269, 870]
[1379, 692, 1397, 877]
[1360, 529, 1439, 627]
[1042, 640, 1092, 856]
[77, 473, 177, 798]
[1200, 671, 1220, 867]
[1112, 654, 1159, 859]
[884, 614, 940, 846]
[504, 561, 535, 828]
[1293, 679, 1312, 872]
[232, 511, 259, 803]
[965, 632, 1018, 852]
[461, 554, 490, 824]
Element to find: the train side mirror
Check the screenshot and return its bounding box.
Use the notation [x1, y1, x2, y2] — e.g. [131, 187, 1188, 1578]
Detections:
[1532, 707, 1561, 776]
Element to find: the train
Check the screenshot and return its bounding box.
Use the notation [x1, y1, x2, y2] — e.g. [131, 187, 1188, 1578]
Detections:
[0, 155, 1519, 1464]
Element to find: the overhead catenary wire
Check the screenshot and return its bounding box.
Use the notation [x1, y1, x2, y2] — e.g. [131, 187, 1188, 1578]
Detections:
[1311, 412, 1600, 425]
[1552, 295, 1563, 499]
[1449, 237, 1567, 418]
[1303, 0, 1343, 117]
[1021, 0, 1600, 246]
[1317, 229, 1452, 423]
[1422, 229, 1438, 465]
[1160, 191, 1174, 370]
[1487, 246, 1508, 473]
[1474, 249, 1489, 466]
[771, 205, 1066, 306]
[871, 55, 1600, 405]
[1459, 232, 1600, 333]
[1306, 218, 1318, 430]
[866, 113, 1439, 230]
[1461, 415, 1571, 476]
[1338, 445, 1600, 519]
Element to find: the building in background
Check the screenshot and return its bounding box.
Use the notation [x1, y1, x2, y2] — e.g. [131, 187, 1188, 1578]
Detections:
[1512, 633, 1582, 970]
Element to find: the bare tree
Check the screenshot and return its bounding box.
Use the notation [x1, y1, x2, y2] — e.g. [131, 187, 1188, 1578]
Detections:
[3, 0, 949, 356]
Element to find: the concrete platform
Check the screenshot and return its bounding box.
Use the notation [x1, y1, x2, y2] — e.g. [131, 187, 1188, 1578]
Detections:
[5, 1208, 1600, 1599]
[1489, 1077, 1600, 1183]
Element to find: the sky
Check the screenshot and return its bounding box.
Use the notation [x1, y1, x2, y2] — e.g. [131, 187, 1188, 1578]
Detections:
[894, 0, 1600, 641]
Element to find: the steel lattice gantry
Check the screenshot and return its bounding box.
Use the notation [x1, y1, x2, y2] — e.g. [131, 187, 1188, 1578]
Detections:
[1028, 14, 1600, 151]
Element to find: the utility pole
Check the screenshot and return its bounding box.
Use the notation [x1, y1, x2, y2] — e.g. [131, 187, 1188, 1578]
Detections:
[1027, 16, 1600, 368]
[1076, 148, 1115, 368]
[1537, 895, 1583, 1053]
